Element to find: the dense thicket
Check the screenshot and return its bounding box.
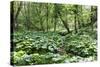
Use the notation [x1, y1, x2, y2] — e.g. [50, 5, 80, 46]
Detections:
[10, 1, 97, 66]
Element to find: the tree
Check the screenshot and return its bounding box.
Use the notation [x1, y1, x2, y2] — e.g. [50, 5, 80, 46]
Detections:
[91, 6, 97, 31]
[13, 1, 23, 31]
[46, 3, 49, 32]
[54, 4, 58, 32]
[73, 5, 78, 33]
[57, 4, 71, 33]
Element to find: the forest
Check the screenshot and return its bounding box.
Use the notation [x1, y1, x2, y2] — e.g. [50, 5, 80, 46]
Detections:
[10, 1, 97, 66]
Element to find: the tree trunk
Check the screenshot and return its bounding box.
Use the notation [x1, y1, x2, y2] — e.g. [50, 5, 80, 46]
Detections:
[74, 15, 78, 33]
[14, 2, 22, 30]
[54, 18, 57, 32]
[74, 5, 78, 33]
[57, 11, 70, 33]
[54, 4, 57, 32]
[91, 6, 94, 31]
[46, 3, 49, 32]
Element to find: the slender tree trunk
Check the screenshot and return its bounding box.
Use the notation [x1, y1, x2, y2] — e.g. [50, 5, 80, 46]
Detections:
[80, 6, 83, 28]
[57, 11, 70, 33]
[11, 1, 22, 31]
[24, 2, 30, 30]
[14, 2, 22, 30]
[74, 15, 78, 33]
[84, 6, 97, 28]
[47, 3, 49, 32]
[91, 6, 94, 31]
[54, 4, 57, 32]
[78, 6, 81, 29]
[40, 16, 44, 32]
[38, 4, 45, 32]
[74, 5, 78, 33]
[15, 2, 22, 20]
[54, 18, 57, 32]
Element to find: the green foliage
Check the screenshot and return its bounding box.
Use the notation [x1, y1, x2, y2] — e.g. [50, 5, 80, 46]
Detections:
[13, 32, 62, 53]
[11, 31, 97, 65]
[11, 2, 97, 66]
[65, 33, 97, 57]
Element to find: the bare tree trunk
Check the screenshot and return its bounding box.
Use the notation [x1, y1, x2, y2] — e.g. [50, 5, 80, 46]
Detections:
[57, 11, 70, 33]
[91, 6, 94, 31]
[54, 4, 57, 32]
[74, 5, 78, 33]
[46, 3, 49, 32]
[78, 6, 82, 29]
[14, 2, 23, 30]
[74, 15, 78, 33]
[54, 18, 57, 32]
[24, 2, 30, 30]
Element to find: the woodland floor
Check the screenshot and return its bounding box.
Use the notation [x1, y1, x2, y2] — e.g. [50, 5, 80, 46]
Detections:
[11, 28, 97, 66]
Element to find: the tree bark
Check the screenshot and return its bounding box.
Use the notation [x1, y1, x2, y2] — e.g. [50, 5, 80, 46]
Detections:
[46, 3, 49, 32]
[74, 15, 78, 33]
[57, 11, 70, 33]
[54, 4, 57, 32]
[14, 2, 23, 30]
[91, 6, 94, 31]
[74, 5, 78, 33]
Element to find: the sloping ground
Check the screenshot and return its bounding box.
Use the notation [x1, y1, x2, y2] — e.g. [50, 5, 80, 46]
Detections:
[11, 31, 97, 65]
